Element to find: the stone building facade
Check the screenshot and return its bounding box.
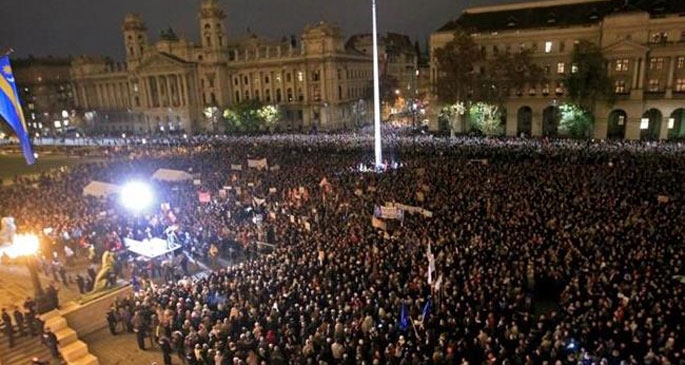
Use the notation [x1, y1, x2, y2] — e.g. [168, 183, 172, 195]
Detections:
[70, 0, 375, 134]
[431, 0, 685, 140]
[11, 57, 75, 134]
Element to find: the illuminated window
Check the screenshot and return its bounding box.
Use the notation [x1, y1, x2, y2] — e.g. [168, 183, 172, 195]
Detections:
[617, 115, 625, 126]
[668, 118, 675, 129]
[676, 78, 685, 92]
[649, 57, 664, 70]
[615, 59, 629, 72]
[557, 62, 565, 74]
[648, 79, 660, 92]
[571, 64, 578, 73]
[614, 80, 626, 94]
[275, 74, 282, 83]
[545, 41, 552, 53]
[678, 56, 685, 69]
[297, 71, 304, 82]
[650, 32, 668, 43]
[640, 118, 649, 129]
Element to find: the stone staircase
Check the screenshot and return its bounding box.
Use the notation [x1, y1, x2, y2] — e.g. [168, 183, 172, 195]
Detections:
[0, 329, 54, 365]
[42, 310, 99, 365]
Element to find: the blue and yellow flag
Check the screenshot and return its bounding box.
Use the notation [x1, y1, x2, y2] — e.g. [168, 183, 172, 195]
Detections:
[0, 55, 35, 165]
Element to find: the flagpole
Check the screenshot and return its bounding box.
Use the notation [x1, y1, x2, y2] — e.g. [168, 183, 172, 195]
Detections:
[371, 0, 383, 169]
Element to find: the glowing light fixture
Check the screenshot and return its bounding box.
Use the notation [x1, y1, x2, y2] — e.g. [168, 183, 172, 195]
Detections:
[120, 181, 154, 211]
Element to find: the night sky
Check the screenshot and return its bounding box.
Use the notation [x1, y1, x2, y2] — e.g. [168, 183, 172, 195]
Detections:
[1, 0, 529, 60]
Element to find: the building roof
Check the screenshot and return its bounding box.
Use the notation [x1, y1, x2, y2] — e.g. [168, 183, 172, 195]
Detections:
[437, 0, 685, 34]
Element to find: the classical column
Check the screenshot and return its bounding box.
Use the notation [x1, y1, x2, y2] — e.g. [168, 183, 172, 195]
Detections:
[531, 111, 543, 137]
[180, 74, 187, 107]
[159, 75, 171, 108]
[667, 57, 676, 89]
[143, 77, 152, 108]
[174, 75, 181, 107]
[660, 116, 670, 140]
[637, 58, 646, 89]
[80, 85, 88, 109]
[631, 57, 640, 89]
[183, 74, 190, 106]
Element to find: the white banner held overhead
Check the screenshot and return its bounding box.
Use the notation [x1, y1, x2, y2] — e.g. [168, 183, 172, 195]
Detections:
[374, 205, 404, 220]
[231, 164, 243, 171]
[247, 158, 268, 170]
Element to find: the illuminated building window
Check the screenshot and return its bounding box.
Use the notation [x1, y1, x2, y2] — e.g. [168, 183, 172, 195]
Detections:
[557, 62, 565, 74]
[676, 78, 685, 92]
[648, 79, 660, 92]
[649, 57, 664, 70]
[615, 59, 629, 72]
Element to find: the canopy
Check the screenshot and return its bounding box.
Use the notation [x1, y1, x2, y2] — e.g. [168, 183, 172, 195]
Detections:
[151, 168, 193, 182]
[83, 181, 121, 198]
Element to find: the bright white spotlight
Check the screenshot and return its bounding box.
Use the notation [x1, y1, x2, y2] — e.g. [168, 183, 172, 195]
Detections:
[120, 181, 154, 211]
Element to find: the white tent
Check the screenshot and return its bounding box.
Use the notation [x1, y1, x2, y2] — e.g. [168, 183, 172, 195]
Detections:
[151, 168, 193, 182]
[83, 181, 121, 199]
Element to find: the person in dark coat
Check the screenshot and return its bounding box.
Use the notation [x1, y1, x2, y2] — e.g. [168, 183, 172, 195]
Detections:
[2, 308, 14, 348]
[158, 336, 173, 365]
[75, 274, 86, 294]
[13, 306, 25, 337]
[41, 327, 60, 359]
[106, 308, 118, 335]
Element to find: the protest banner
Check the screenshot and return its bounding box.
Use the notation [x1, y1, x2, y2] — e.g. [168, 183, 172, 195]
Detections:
[247, 158, 268, 170]
[371, 216, 387, 231]
[198, 192, 211, 203]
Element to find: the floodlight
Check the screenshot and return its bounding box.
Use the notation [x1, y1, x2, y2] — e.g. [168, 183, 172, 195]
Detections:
[120, 181, 154, 211]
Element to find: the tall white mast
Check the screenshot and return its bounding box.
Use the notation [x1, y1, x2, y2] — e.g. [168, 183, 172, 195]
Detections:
[372, 0, 383, 168]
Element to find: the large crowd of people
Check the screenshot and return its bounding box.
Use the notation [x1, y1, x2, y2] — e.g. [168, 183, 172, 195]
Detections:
[1, 134, 684, 364]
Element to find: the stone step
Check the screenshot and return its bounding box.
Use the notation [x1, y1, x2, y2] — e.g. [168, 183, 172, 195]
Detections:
[0, 334, 54, 365]
[40, 309, 62, 321]
[55, 327, 78, 346]
[69, 353, 99, 365]
[60, 340, 89, 363]
[45, 316, 68, 332]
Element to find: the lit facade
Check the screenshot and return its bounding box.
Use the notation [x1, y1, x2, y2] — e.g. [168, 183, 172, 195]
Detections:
[12, 57, 76, 134]
[70, 0, 375, 134]
[431, 0, 685, 139]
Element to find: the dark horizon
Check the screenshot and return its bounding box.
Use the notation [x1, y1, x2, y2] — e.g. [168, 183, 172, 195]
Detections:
[0, 0, 528, 60]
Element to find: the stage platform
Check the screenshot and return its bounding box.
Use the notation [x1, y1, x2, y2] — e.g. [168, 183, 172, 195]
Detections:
[123, 237, 181, 259]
